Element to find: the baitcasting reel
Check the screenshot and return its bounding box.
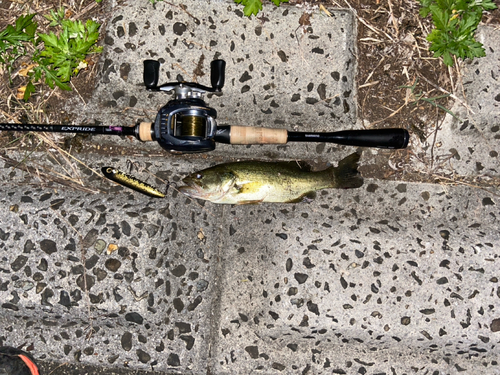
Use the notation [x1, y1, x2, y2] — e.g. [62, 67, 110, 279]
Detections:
[140, 59, 225, 153]
[0, 59, 410, 153]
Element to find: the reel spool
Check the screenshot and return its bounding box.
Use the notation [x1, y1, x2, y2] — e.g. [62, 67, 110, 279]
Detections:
[151, 99, 218, 153]
[176, 115, 205, 138]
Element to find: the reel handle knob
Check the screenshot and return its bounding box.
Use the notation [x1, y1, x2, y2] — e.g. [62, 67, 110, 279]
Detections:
[143, 60, 160, 89]
[211, 60, 226, 91]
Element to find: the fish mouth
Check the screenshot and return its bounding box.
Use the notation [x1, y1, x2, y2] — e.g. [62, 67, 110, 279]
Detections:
[178, 178, 206, 198]
[177, 185, 200, 198]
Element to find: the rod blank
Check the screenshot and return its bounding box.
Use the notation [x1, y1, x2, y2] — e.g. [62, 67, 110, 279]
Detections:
[0, 123, 137, 136]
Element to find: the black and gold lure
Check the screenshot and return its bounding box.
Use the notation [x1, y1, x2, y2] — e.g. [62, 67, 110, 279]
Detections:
[102, 167, 166, 198]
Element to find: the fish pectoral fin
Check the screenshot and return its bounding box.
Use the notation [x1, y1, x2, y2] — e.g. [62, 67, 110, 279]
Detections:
[233, 182, 265, 204]
[235, 182, 262, 194]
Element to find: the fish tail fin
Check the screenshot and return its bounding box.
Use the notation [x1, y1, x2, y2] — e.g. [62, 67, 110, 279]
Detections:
[332, 152, 364, 189]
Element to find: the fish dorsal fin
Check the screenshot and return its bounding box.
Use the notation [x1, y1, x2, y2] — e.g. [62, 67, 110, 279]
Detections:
[270, 160, 311, 172]
[292, 160, 311, 171]
[282, 160, 311, 172]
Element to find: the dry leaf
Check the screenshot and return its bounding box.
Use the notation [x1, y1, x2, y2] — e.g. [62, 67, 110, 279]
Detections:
[18, 63, 37, 77]
[299, 12, 311, 26]
[319, 4, 332, 17]
[197, 228, 206, 242]
[16, 86, 26, 100]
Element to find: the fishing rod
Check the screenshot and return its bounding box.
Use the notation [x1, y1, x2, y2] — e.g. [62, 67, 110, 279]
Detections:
[0, 59, 410, 153]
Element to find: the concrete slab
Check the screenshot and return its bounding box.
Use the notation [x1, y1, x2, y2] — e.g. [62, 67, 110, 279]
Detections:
[0, 156, 223, 374]
[212, 181, 499, 374]
[406, 25, 500, 180]
[1, 156, 499, 374]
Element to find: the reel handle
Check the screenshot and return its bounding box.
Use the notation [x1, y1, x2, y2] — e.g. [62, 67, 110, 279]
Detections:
[143, 60, 160, 89]
[211, 60, 226, 91]
[143, 59, 225, 92]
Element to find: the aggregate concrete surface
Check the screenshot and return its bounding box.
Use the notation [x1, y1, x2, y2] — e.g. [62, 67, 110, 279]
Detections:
[0, 1, 499, 374]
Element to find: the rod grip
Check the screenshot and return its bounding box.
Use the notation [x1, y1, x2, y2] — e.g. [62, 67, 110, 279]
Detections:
[333, 128, 410, 149]
[137, 122, 154, 142]
[229, 126, 288, 145]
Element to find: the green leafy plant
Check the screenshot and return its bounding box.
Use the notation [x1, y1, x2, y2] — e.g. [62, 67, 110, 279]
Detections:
[418, 0, 497, 66]
[147, 0, 288, 17]
[235, 0, 289, 17]
[0, 8, 102, 100]
[34, 7, 103, 94]
[0, 14, 37, 76]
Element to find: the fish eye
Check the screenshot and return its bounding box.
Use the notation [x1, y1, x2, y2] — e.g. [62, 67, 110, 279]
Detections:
[196, 173, 203, 180]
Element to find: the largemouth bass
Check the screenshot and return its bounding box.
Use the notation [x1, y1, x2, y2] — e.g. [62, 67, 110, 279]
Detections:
[178, 153, 363, 204]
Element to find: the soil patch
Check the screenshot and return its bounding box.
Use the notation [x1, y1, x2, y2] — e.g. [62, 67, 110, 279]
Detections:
[0, 0, 110, 125]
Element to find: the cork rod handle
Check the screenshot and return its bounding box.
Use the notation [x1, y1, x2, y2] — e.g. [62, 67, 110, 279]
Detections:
[228, 125, 288, 144]
[137, 122, 154, 142]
